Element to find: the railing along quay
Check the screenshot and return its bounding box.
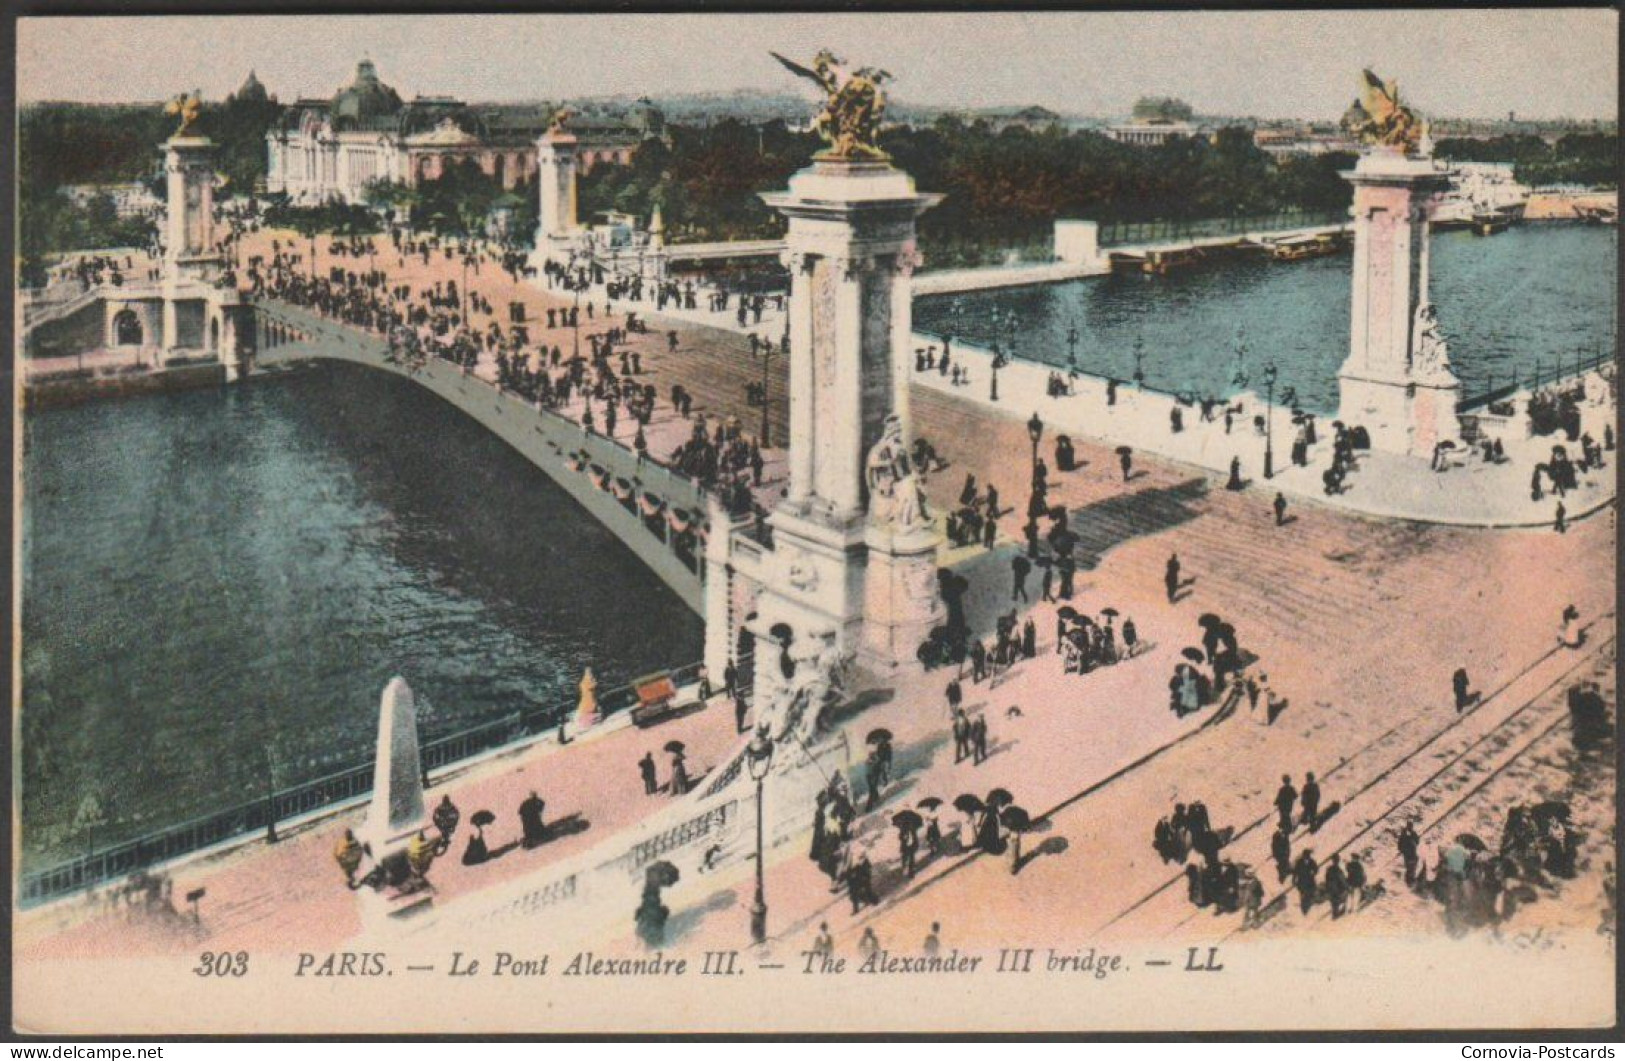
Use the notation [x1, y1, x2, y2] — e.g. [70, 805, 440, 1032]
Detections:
[1456, 349, 1616, 412]
[19, 660, 709, 909]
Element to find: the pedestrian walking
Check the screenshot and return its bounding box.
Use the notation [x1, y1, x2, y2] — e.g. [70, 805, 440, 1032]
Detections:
[1292, 850, 1319, 915]
[1555, 500, 1567, 534]
[1011, 554, 1031, 602]
[1301, 772, 1321, 832]
[923, 922, 941, 956]
[1119, 448, 1133, 482]
[1398, 821, 1421, 886]
[723, 660, 738, 701]
[1452, 667, 1473, 713]
[1346, 854, 1368, 909]
[1271, 824, 1292, 883]
[1165, 553, 1181, 603]
[734, 693, 750, 734]
[971, 714, 989, 764]
[946, 678, 963, 713]
[638, 752, 658, 795]
[1274, 774, 1297, 832]
[1273, 492, 1287, 526]
[1323, 854, 1349, 918]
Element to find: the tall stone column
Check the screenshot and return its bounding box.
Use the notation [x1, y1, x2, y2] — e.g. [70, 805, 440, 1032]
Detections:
[1338, 148, 1460, 457]
[535, 128, 580, 254]
[161, 135, 225, 359]
[751, 158, 942, 680]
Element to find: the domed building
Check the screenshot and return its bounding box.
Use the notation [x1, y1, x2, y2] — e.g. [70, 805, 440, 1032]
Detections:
[266, 59, 662, 205]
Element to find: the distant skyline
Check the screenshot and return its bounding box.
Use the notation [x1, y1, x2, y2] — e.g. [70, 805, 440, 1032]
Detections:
[18, 10, 1619, 120]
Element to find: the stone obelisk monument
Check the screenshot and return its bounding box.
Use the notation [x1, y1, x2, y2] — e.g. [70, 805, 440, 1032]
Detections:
[1336, 70, 1461, 458]
[362, 676, 426, 852]
[753, 51, 944, 695]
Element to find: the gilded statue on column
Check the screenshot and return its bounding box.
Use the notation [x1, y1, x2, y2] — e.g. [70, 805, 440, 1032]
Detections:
[771, 50, 891, 160]
[1340, 69, 1425, 154]
[164, 91, 203, 137]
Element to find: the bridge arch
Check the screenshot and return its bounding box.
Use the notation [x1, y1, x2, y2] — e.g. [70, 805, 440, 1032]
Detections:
[113, 309, 143, 347]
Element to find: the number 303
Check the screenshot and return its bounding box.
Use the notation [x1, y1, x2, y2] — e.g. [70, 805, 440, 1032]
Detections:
[194, 951, 249, 977]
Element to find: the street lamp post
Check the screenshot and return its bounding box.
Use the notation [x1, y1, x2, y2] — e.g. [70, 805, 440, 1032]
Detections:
[753, 345, 778, 448]
[745, 726, 774, 945]
[1262, 362, 1278, 480]
[1066, 321, 1079, 377]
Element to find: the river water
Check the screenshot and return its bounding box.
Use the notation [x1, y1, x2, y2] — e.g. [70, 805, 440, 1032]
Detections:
[916, 223, 1617, 414]
[20, 363, 703, 869]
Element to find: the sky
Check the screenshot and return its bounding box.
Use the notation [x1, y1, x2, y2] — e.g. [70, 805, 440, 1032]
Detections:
[17, 10, 1620, 120]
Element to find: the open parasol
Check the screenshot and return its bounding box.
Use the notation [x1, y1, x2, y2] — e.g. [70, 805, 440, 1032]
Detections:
[916, 797, 944, 812]
[1100, 607, 1120, 618]
[953, 793, 985, 816]
[1454, 833, 1487, 853]
[663, 740, 686, 754]
[1115, 445, 1133, 456]
[470, 810, 496, 828]
[1182, 647, 1207, 663]
[985, 788, 1015, 810]
[891, 809, 924, 832]
[1057, 606, 1080, 621]
[866, 728, 894, 745]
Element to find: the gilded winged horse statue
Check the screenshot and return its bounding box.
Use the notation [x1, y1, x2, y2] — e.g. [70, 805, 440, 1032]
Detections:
[1340, 69, 1426, 154]
[771, 50, 891, 160]
[165, 91, 203, 137]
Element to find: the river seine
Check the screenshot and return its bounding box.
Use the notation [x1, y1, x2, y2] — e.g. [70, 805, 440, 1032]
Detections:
[20, 363, 703, 869]
[916, 223, 1616, 413]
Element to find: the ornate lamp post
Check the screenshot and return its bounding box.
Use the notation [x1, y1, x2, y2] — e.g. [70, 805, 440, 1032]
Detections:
[1263, 362, 1279, 480]
[746, 726, 774, 945]
[1027, 411, 1044, 477]
[751, 344, 779, 447]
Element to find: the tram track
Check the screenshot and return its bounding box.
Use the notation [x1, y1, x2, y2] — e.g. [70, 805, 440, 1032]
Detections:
[1096, 615, 1615, 939]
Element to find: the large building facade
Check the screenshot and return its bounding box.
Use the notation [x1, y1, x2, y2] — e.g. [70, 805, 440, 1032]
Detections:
[265, 60, 663, 204]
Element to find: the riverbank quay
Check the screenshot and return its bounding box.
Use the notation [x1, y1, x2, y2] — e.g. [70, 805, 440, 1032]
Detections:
[580, 387, 1613, 968]
[22, 351, 227, 410]
[911, 335, 1616, 528]
[1524, 189, 1617, 220]
[14, 668, 744, 959]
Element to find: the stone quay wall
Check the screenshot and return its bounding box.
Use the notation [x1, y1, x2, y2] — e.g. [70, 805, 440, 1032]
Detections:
[252, 300, 708, 615]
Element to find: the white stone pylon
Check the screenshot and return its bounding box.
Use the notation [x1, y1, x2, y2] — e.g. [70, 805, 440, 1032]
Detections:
[363, 676, 426, 851]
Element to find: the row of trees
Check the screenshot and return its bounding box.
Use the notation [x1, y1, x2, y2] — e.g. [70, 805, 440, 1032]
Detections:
[579, 115, 1360, 248]
[364, 160, 538, 241]
[1435, 133, 1618, 188]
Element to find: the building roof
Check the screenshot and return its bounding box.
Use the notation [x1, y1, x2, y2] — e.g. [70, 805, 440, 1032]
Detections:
[331, 59, 403, 126]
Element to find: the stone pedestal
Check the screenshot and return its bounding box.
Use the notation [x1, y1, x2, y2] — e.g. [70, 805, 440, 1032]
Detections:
[1338, 148, 1460, 457]
[748, 158, 943, 687]
[861, 524, 945, 671]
